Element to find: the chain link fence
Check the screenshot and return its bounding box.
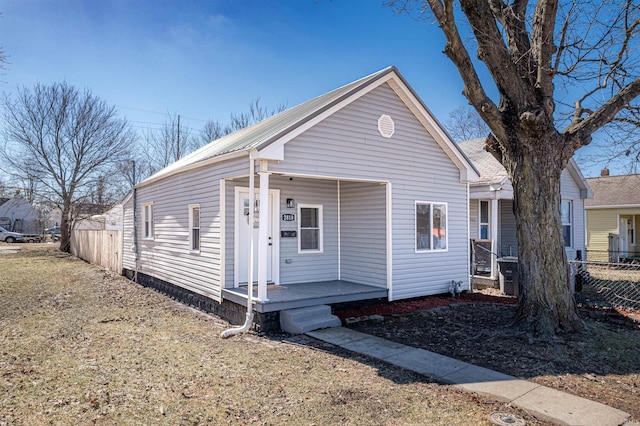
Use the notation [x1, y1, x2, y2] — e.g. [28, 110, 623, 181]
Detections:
[570, 259, 640, 311]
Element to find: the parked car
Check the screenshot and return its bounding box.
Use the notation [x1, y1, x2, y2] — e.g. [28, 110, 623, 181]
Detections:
[44, 226, 61, 242]
[0, 226, 24, 243]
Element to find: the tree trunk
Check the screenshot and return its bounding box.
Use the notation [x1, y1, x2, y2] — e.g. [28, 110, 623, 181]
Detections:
[504, 134, 583, 336]
[59, 199, 72, 253]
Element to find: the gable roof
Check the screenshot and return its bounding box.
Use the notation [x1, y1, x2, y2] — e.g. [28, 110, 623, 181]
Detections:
[138, 66, 479, 188]
[458, 138, 592, 198]
[0, 195, 39, 221]
[585, 174, 640, 208]
[457, 138, 509, 186]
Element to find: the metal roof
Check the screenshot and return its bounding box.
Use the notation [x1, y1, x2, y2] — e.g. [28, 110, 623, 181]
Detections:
[137, 66, 479, 187]
[138, 67, 396, 186]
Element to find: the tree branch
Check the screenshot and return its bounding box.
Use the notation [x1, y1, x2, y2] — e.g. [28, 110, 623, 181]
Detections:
[531, 0, 559, 103]
[458, 0, 535, 108]
[564, 76, 640, 146]
[425, 0, 506, 141]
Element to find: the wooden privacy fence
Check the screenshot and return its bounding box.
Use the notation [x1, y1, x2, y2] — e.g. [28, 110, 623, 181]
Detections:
[70, 230, 123, 274]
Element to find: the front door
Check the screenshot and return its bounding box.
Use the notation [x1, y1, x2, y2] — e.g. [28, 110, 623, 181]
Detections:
[620, 217, 628, 258]
[235, 188, 278, 285]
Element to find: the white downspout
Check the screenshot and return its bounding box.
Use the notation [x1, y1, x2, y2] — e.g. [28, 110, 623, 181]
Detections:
[220, 156, 256, 338]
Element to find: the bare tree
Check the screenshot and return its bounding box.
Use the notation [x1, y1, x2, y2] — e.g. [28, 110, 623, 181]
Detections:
[143, 113, 196, 174]
[389, 0, 640, 336]
[444, 105, 491, 141]
[1, 82, 135, 252]
[199, 98, 289, 147]
[224, 98, 288, 134]
[200, 119, 226, 146]
[0, 176, 7, 199]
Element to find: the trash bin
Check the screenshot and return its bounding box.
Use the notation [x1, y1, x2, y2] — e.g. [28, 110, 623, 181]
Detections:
[497, 257, 519, 296]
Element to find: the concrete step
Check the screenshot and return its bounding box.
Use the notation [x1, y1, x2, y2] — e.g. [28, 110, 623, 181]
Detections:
[280, 305, 342, 334]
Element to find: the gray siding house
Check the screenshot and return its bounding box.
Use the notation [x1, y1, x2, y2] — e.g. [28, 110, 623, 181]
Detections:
[459, 138, 592, 286]
[122, 67, 479, 331]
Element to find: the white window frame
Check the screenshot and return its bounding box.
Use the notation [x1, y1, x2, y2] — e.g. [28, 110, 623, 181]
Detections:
[298, 203, 323, 253]
[561, 200, 572, 248]
[142, 202, 154, 240]
[479, 200, 490, 240]
[189, 204, 200, 253]
[630, 215, 636, 246]
[415, 201, 448, 253]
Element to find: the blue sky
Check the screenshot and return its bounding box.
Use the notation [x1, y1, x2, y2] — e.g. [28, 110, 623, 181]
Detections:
[0, 0, 611, 177]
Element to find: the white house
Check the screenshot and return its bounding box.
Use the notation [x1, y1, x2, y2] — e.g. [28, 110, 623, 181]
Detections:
[458, 138, 592, 287]
[122, 67, 479, 331]
[0, 195, 41, 234]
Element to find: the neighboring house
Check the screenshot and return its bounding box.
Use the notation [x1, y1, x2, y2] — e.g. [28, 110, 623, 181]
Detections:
[46, 207, 62, 229]
[0, 194, 41, 234]
[75, 203, 124, 231]
[458, 138, 592, 286]
[122, 67, 479, 331]
[585, 171, 640, 262]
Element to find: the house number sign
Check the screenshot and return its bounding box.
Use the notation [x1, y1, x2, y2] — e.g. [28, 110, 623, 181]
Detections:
[282, 213, 296, 221]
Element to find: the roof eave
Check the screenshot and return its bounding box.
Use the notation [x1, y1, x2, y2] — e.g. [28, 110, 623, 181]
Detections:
[135, 150, 249, 189]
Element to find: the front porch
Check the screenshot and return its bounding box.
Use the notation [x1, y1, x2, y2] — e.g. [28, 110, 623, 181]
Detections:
[222, 280, 388, 313]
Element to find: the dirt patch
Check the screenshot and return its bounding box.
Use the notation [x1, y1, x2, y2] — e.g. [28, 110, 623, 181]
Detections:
[1, 246, 547, 425]
[339, 291, 640, 422]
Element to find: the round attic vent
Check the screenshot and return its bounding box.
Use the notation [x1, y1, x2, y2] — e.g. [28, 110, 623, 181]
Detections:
[378, 114, 394, 138]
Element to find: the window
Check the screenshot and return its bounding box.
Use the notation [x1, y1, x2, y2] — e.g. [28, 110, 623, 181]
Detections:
[142, 202, 154, 239]
[189, 204, 200, 252]
[298, 204, 322, 252]
[416, 202, 447, 251]
[479, 200, 489, 239]
[630, 216, 636, 246]
[561, 201, 572, 247]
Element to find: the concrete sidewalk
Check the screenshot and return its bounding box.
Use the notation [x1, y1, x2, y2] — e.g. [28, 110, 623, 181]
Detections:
[306, 327, 630, 426]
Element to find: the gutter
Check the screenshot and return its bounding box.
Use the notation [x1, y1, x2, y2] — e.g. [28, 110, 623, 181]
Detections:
[221, 157, 256, 338]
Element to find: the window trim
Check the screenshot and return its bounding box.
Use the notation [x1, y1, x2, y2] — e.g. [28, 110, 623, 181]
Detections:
[189, 204, 200, 253]
[415, 201, 448, 253]
[561, 200, 572, 248]
[298, 203, 323, 253]
[142, 202, 154, 240]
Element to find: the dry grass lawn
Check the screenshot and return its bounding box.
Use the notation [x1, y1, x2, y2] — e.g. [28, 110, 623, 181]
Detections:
[0, 245, 544, 425]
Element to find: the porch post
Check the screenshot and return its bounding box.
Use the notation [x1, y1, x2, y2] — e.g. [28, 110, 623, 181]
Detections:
[257, 160, 270, 301]
[490, 199, 499, 279]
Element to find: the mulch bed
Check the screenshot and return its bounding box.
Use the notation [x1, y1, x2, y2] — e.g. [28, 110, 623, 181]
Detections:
[334, 290, 518, 320]
[335, 289, 640, 421]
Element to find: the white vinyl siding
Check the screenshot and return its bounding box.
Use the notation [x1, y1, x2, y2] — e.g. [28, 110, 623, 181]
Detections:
[499, 200, 518, 257]
[224, 176, 340, 286]
[469, 199, 479, 240]
[339, 181, 387, 288]
[124, 82, 472, 302]
[123, 155, 247, 302]
[560, 169, 586, 259]
[269, 83, 469, 300]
